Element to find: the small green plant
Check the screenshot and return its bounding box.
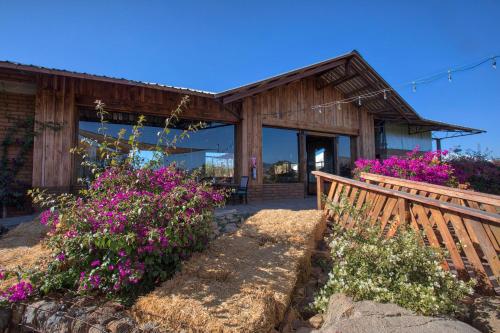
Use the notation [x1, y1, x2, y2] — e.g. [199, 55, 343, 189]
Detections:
[313, 198, 475, 316]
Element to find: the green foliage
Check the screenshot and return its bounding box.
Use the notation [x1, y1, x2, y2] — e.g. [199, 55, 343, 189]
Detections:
[21, 98, 225, 304]
[313, 198, 475, 316]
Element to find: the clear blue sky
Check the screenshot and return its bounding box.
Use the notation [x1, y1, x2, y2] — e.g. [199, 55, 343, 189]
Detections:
[1, 1, 499, 156]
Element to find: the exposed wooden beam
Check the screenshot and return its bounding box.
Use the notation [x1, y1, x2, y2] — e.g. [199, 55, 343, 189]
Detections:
[222, 58, 348, 104]
[354, 69, 411, 122]
[316, 73, 359, 90]
[345, 84, 372, 98]
[75, 95, 240, 123]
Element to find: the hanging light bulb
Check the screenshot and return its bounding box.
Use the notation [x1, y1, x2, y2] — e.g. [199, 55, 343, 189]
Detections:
[383, 89, 387, 100]
[337, 102, 342, 111]
[318, 106, 322, 114]
[358, 96, 362, 106]
[493, 57, 497, 70]
[412, 81, 417, 93]
[448, 70, 452, 82]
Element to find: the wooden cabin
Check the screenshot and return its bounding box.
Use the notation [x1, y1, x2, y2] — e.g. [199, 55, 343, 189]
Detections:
[0, 51, 483, 214]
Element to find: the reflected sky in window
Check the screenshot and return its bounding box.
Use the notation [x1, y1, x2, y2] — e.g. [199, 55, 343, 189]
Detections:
[78, 120, 234, 178]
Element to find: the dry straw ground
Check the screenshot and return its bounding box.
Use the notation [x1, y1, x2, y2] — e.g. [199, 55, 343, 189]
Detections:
[0, 219, 49, 290]
[131, 209, 325, 333]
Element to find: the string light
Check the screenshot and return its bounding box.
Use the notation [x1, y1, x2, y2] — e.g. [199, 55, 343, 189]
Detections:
[263, 54, 499, 116]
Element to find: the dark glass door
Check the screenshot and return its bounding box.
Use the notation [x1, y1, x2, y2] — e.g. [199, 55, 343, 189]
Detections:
[306, 135, 335, 195]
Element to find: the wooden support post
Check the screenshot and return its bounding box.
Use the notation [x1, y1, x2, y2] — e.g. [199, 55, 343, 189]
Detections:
[316, 176, 324, 210]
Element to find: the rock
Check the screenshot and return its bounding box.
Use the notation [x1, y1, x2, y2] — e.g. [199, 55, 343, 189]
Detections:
[85, 305, 119, 325]
[292, 319, 309, 330]
[88, 324, 107, 333]
[223, 223, 238, 233]
[23, 300, 45, 327]
[43, 311, 70, 332]
[296, 327, 314, 333]
[11, 304, 25, 325]
[0, 307, 12, 331]
[310, 266, 323, 279]
[314, 293, 480, 333]
[308, 314, 324, 328]
[470, 296, 500, 333]
[34, 301, 60, 327]
[106, 317, 135, 333]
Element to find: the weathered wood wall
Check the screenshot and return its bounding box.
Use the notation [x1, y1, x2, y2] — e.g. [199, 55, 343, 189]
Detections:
[359, 109, 376, 159]
[33, 76, 76, 189]
[236, 76, 376, 187]
[0, 67, 377, 197]
[29, 74, 236, 190]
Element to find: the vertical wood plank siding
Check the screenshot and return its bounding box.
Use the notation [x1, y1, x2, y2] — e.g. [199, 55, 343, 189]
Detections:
[33, 76, 76, 190]
[2, 68, 377, 196]
[238, 76, 376, 186]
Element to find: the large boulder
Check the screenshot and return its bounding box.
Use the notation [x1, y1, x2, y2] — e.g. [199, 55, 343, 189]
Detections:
[314, 293, 480, 333]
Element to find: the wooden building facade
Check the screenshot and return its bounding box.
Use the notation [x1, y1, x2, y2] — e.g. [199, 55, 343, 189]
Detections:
[0, 51, 483, 213]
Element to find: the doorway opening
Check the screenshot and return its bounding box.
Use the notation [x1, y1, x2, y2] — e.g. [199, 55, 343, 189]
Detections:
[306, 135, 335, 195]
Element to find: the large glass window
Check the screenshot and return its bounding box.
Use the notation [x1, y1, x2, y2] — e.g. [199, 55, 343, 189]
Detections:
[262, 127, 299, 183]
[337, 135, 352, 177]
[77, 112, 234, 182]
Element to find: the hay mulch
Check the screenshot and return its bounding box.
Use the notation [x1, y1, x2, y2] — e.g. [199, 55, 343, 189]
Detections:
[0, 219, 50, 290]
[132, 209, 325, 333]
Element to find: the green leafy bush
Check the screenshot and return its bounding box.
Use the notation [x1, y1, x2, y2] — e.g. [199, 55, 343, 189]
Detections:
[1, 99, 226, 305]
[314, 199, 474, 316]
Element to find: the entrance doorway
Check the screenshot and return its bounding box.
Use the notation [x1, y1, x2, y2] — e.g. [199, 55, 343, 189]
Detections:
[306, 135, 335, 195]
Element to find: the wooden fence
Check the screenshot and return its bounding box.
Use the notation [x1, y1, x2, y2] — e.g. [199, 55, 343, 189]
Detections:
[312, 170, 500, 293]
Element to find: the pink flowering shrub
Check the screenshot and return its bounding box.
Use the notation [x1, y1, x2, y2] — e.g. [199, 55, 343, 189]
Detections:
[354, 147, 457, 186]
[0, 281, 33, 303]
[28, 164, 224, 301]
[446, 149, 500, 195]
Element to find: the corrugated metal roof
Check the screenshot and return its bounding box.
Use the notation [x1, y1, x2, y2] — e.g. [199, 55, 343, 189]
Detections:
[0, 60, 215, 97]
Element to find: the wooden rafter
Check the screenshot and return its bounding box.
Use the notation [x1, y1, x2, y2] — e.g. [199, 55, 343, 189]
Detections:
[316, 72, 359, 90]
[221, 58, 348, 104]
[354, 69, 411, 122]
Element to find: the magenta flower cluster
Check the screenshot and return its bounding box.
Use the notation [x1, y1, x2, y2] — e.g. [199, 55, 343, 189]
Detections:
[354, 147, 456, 186]
[38, 165, 225, 297]
[0, 281, 33, 303]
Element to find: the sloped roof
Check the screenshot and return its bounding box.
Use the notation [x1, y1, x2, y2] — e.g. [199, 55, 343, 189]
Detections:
[216, 50, 484, 135]
[0, 54, 484, 135]
[0, 60, 215, 97]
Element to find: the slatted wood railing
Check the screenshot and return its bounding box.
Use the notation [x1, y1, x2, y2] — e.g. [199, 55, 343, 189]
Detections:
[313, 170, 500, 293]
[360, 172, 500, 255]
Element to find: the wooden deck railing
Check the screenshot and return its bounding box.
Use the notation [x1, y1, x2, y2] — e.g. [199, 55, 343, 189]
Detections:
[312, 170, 500, 293]
[359, 172, 500, 212]
[359, 172, 500, 255]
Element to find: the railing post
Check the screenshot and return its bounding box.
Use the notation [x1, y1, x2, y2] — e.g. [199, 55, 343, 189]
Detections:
[316, 175, 324, 210]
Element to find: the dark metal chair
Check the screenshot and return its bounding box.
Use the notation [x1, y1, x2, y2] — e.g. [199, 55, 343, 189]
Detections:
[232, 176, 249, 204]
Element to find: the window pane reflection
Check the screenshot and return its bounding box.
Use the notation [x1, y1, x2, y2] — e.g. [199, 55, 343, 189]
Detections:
[262, 127, 299, 183]
[77, 117, 234, 182]
[337, 135, 352, 177]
